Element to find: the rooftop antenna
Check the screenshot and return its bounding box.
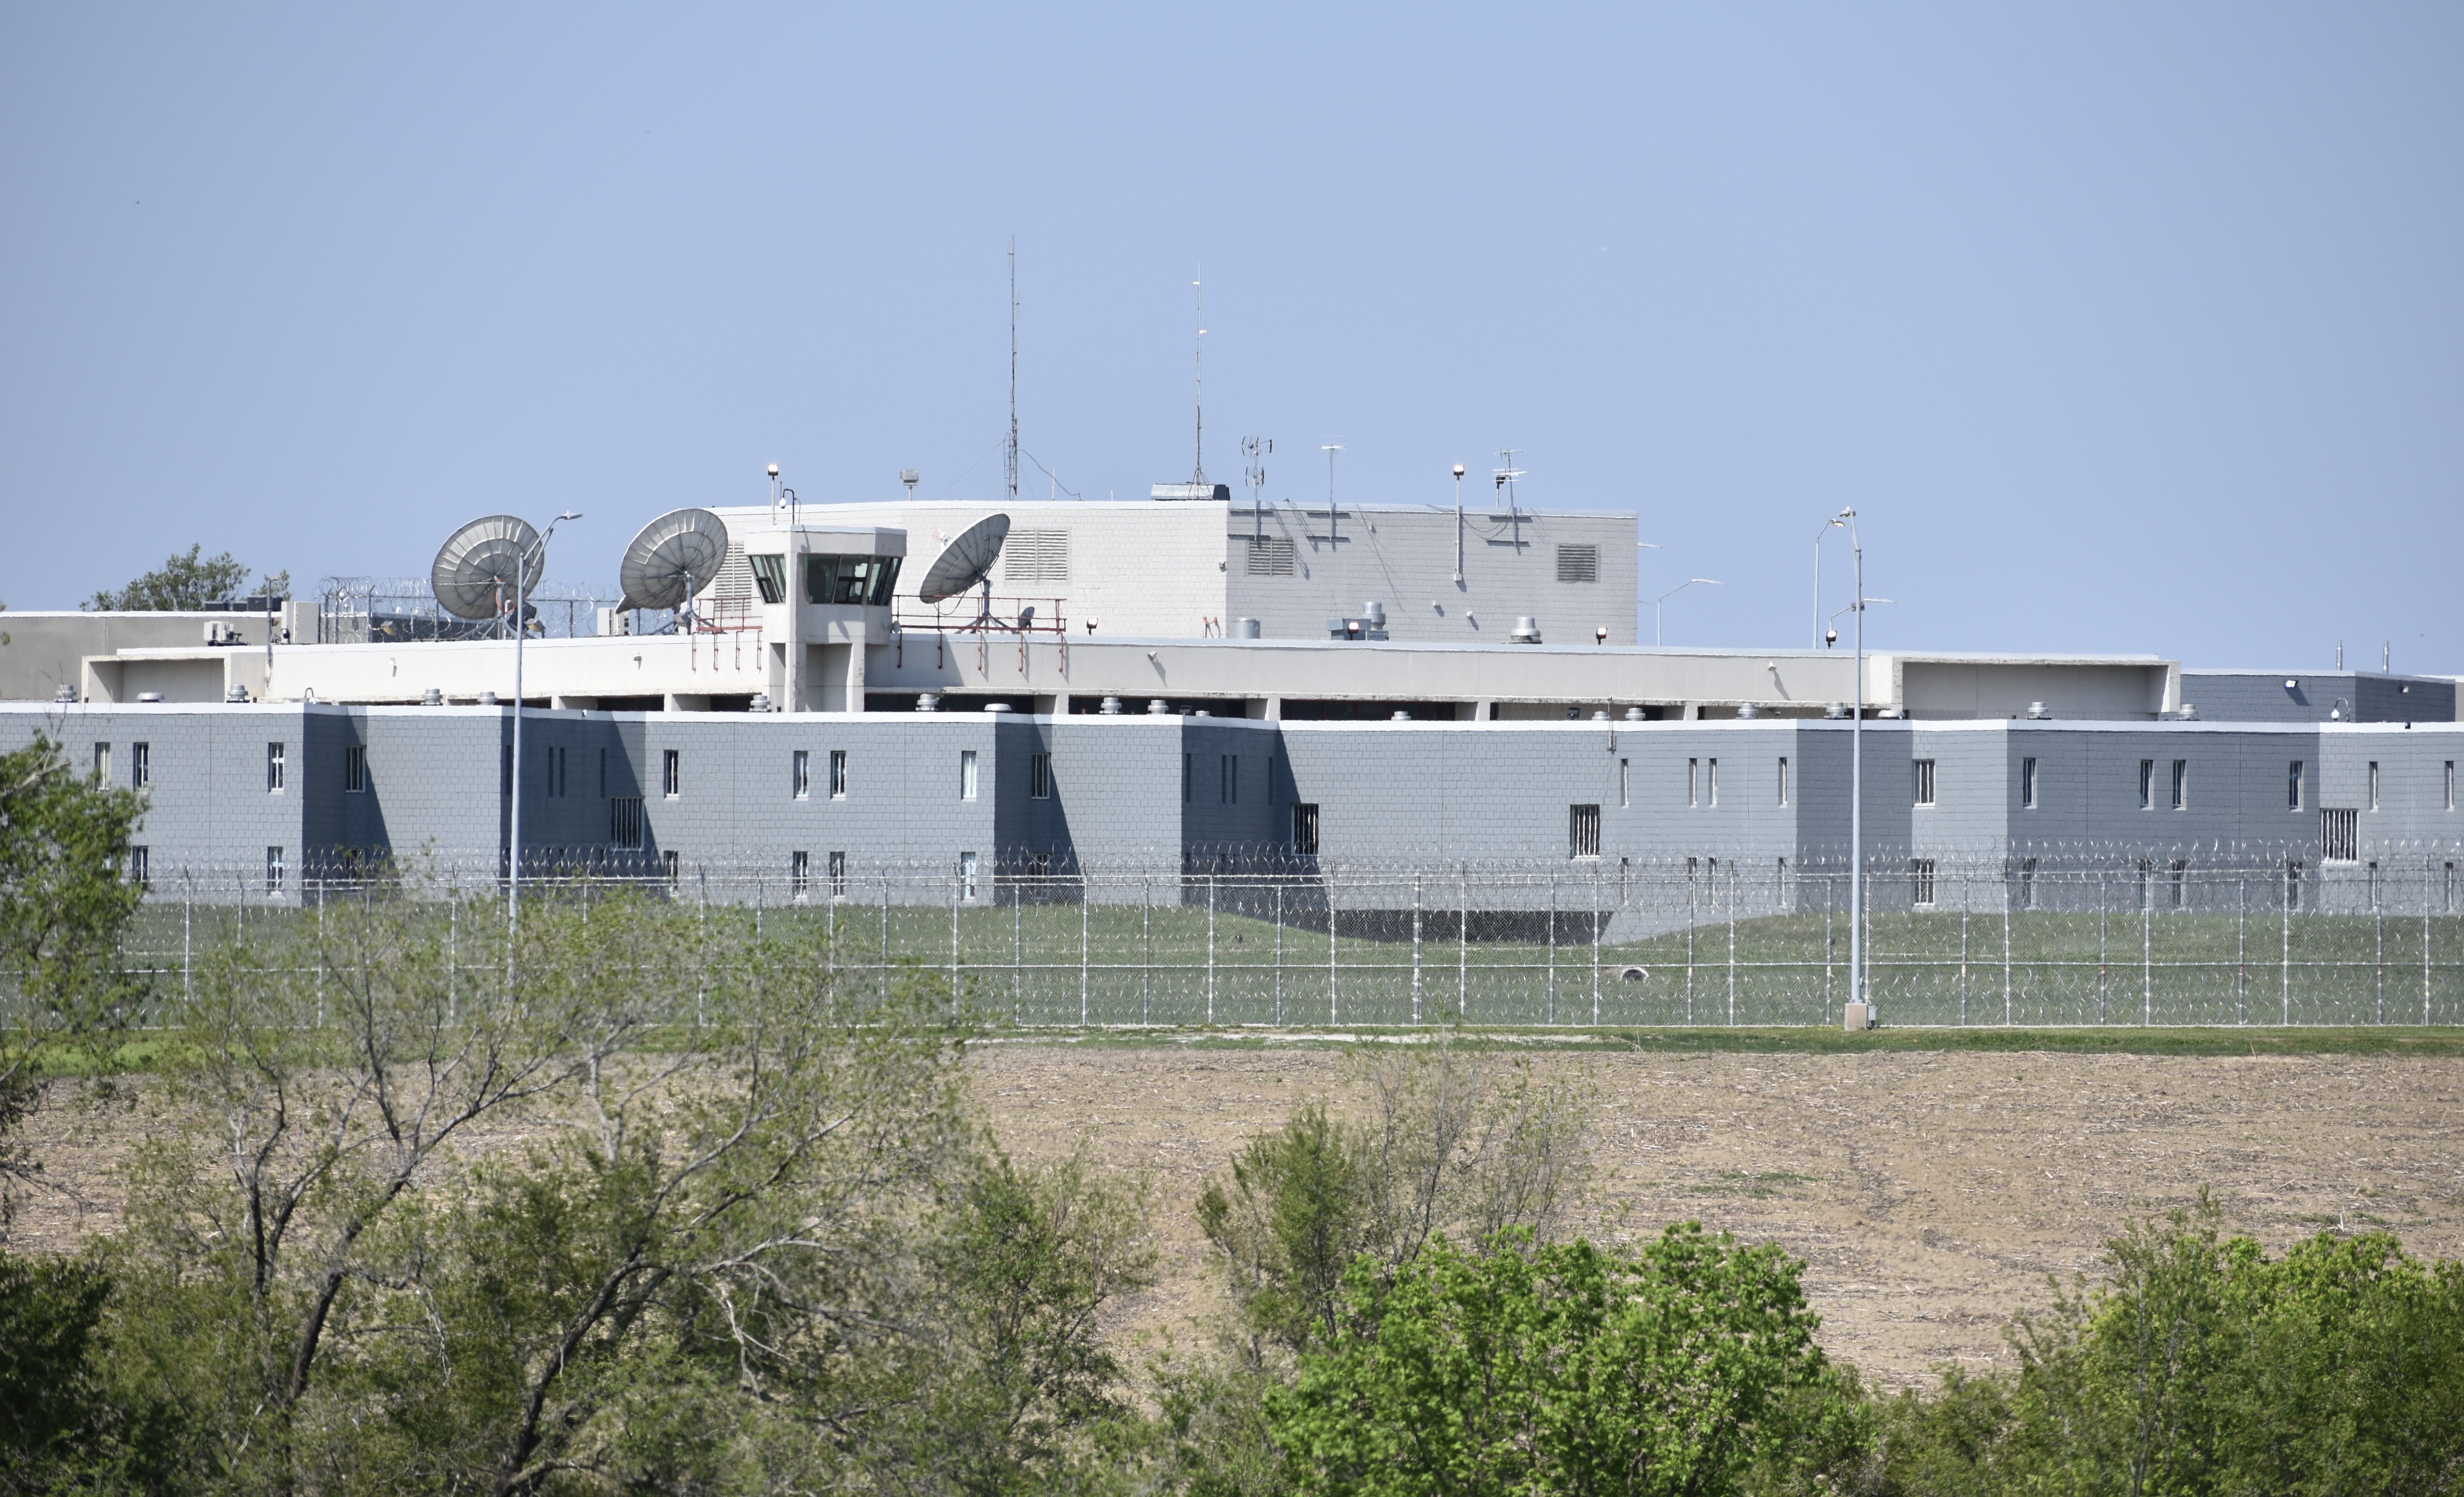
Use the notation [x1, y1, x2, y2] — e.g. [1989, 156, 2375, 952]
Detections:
[1321, 442, 1342, 546]
[1191, 267, 1207, 483]
[1006, 239, 1020, 503]
[1243, 436, 1272, 547]
[1493, 448, 1524, 514]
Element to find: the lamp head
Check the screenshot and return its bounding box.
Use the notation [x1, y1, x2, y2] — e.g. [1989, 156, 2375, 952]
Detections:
[1452, 463, 1466, 477]
[767, 463, 781, 478]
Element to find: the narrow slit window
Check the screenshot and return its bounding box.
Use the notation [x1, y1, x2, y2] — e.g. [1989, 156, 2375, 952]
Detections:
[92, 743, 111, 781]
[345, 745, 367, 793]
[790, 851, 810, 900]
[830, 749, 848, 799]
[2170, 759, 2187, 810]
[1030, 753, 1051, 799]
[1913, 758, 1936, 807]
[130, 742, 149, 789]
[2170, 860, 2188, 910]
[264, 846, 285, 895]
[2021, 756, 2037, 809]
[1776, 756, 1788, 807]
[662, 749, 681, 799]
[960, 750, 979, 801]
[959, 851, 979, 900]
[1687, 758, 1699, 808]
[793, 750, 810, 799]
[2288, 760, 2304, 810]
[2368, 760, 2380, 811]
[829, 851, 847, 899]
[1910, 858, 1936, 907]
[1291, 803, 1320, 855]
[2137, 758, 2154, 810]
[128, 846, 149, 886]
[1706, 758, 1719, 806]
[663, 850, 680, 884]
[1619, 758, 1630, 809]
[266, 742, 286, 793]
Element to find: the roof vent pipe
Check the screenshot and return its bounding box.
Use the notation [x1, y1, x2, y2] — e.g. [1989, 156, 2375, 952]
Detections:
[1364, 602, 1385, 629]
[2026, 702, 2048, 720]
[1737, 703, 1759, 719]
[1148, 698, 1171, 714]
[1824, 702, 1848, 720]
[1234, 617, 1260, 639]
[1510, 616, 1541, 644]
[1624, 707, 1645, 721]
[1099, 696, 1123, 714]
[915, 693, 939, 712]
[422, 688, 444, 706]
[53, 684, 74, 704]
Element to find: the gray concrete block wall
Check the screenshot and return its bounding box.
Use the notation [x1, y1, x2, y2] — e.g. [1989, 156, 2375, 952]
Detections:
[2180, 672, 2456, 725]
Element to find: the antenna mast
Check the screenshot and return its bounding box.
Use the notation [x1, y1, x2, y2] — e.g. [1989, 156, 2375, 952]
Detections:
[1006, 239, 1020, 503]
[1191, 267, 1207, 483]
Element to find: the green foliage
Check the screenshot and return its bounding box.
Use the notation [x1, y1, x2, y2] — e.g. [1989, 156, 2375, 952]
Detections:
[82, 546, 277, 612]
[0, 733, 146, 1185]
[0, 1253, 111, 1490]
[1877, 1192, 2464, 1497]
[1268, 1226, 1856, 1497]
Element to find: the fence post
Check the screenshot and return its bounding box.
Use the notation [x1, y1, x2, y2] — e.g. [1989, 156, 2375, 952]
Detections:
[1824, 873, 1834, 1025]
[1207, 875, 1217, 1027]
[1141, 875, 1150, 1026]
[1079, 877, 1089, 1027]
[1327, 869, 1337, 1026]
[2427, 856, 2435, 1027]
[1959, 874, 1969, 1027]
[1411, 874, 1422, 1025]
[2281, 867, 2292, 1025]
[2142, 875, 2152, 1027]
[881, 876, 891, 1006]
[2375, 895, 2385, 1026]
[1014, 878, 1024, 1023]
[1592, 866, 1602, 1027]
[949, 869, 960, 1021]
[182, 873, 193, 998]
[2097, 874, 2108, 1025]
[1725, 864, 1736, 1027]
[1685, 871, 1696, 1026]
[1274, 883, 1284, 1026]
[2002, 873, 2011, 1025]
[2236, 877, 2247, 1025]
[1546, 873, 1557, 1026]
[1458, 867, 1468, 1022]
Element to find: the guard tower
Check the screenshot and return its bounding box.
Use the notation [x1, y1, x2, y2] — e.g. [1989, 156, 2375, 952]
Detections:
[735, 524, 906, 712]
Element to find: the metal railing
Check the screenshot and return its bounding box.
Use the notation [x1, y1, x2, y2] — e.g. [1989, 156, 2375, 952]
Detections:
[81, 849, 2464, 1029]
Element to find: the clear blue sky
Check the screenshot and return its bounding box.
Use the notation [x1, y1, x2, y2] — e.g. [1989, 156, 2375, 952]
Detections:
[4, 4, 2459, 671]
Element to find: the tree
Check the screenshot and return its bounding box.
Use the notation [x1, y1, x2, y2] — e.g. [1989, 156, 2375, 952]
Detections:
[83, 545, 271, 611]
[0, 733, 147, 1190]
[1269, 1226, 1857, 1497]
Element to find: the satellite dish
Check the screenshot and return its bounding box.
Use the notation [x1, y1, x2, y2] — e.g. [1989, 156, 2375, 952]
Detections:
[618, 508, 730, 612]
[916, 513, 1010, 604]
[431, 515, 544, 621]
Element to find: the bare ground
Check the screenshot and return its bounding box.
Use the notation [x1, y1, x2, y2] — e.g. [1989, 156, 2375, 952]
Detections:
[11, 1043, 2464, 1392]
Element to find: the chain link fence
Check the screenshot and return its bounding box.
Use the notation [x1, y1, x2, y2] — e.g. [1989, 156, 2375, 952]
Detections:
[90, 847, 2464, 1029]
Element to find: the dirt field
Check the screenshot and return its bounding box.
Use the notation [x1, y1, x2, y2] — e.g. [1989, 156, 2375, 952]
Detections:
[968, 1040, 2464, 1389]
[13, 1039, 2464, 1392]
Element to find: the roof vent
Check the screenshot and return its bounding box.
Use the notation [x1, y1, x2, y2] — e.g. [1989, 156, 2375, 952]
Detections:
[915, 693, 939, 712]
[2026, 701, 2049, 720]
[1364, 601, 1386, 629]
[53, 684, 74, 704]
[1099, 696, 1123, 714]
[1392, 710, 1412, 721]
[138, 691, 163, 703]
[1510, 616, 1542, 644]
[1824, 702, 1848, 719]
[421, 687, 444, 706]
[1625, 707, 1645, 721]
[1148, 698, 1171, 715]
[1234, 617, 1260, 639]
[1591, 710, 1609, 721]
[749, 692, 773, 712]
[1736, 703, 1760, 719]
[479, 691, 499, 706]
[985, 702, 1013, 713]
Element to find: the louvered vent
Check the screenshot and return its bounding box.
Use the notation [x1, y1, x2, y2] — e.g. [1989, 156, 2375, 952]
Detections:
[1002, 529, 1070, 585]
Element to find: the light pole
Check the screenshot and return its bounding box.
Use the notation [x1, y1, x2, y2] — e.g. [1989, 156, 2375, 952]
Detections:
[1654, 578, 1722, 647]
[1849, 512, 1863, 1026]
[508, 510, 583, 930]
[1452, 463, 1466, 583]
[1813, 515, 1848, 650]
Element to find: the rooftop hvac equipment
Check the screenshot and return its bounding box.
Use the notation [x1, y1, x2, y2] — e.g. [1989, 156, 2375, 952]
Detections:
[1150, 482, 1231, 501]
[431, 515, 545, 621]
[1510, 616, 1542, 644]
[617, 508, 730, 613]
[1233, 617, 1260, 638]
[1824, 702, 1848, 719]
[917, 513, 1012, 603]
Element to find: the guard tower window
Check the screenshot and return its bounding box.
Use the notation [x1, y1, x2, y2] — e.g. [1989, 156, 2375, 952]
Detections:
[748, 554, 787, 605]
[1555, 544, 1599, 583]
[1569, 804, 1601, 860]
[1291, 803, 1320, 855]
[662, 750, 681, 799]
[266, 743, 286, 793]
[345, 745, 367, 793]
[1913, 758, 1936, 807]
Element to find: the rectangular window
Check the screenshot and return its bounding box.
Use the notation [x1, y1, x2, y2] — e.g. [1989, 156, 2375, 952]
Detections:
[2170, 759, 2187, 810]
[2170, 860, 2188, 910]
[1706, 758, 1719, 806]
[1569, 804, 1602, 860]
[1291, 803, 1320, 855]
[2448, 761, 2457, 812]
[1554, 544, 1599, 583]
[130, 742, 149, 789]
[748, 553, 786, 604]
[2018, 857, 2038, 911]
[959, 851, 979, 901]
[829, 851, 847, 899]
[790, 850, 810, 900]
[830, 749, 848, 799]
[1184, 754, 1192, 804]
[793, 750, 811, 799]
[2136, 758, 2154, 810]
[264, 846, 285, 895]
[1913, 758, 1936, 807]
[2321, 808, 2359, 862]
[2367, 760, 2380, 811]
[127, 846, 149, 886]
[2021, 756, 2037, 809]
[662, 749, 681, 799]
[92, 743, 111, 781]
[266, 742, 286, 793]
[2288, 760, 2304, 810]
[610, 797, 644, 851]
[2447, 861, 2457, 914]
[1776, 756, 1788, 807]
[546, 745, 566, 798]
[1910, 858, 1936, 907]
[2367, 860, 2380, 911]
[344, 745, 367, 793]
[1687, 758, 1699, 808]
[663, 850, 681, 885]
[1030, 753, 1051, 799]
[960, 750, 979, 801]
[1619, 758, 1630, 809]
